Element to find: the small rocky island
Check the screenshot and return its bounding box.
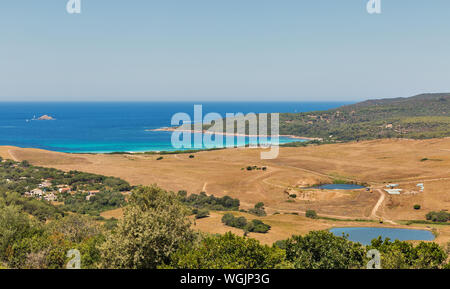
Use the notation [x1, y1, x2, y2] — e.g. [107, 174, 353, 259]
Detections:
[37, 115, 55, 120]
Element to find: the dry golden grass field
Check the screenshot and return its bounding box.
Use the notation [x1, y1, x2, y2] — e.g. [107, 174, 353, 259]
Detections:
[1, 138, 450, 245]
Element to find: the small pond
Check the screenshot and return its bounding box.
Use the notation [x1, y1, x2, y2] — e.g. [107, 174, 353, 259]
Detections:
[314, 184, 366, 190]
[329, 227, 435, 245]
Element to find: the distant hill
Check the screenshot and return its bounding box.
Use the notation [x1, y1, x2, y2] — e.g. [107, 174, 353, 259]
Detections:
[279, 93, 450, 141]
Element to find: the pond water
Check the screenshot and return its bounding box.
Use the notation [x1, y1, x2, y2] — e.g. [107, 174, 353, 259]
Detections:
[329, 227, 435, 245]
[314, 184, 366, 190]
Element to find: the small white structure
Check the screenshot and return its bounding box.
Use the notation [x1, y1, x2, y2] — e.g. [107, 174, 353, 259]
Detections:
[386, 184, 399, 189]
[30, 189, 44, 198]
[385, 189, 402, 195]
[417, 183, 424, 192]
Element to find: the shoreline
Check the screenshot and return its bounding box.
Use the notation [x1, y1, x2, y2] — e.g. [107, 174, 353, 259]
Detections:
[147, 127, 322, 141]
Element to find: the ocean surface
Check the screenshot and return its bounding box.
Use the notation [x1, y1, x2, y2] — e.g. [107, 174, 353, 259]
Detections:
[0, 102, 350, 153]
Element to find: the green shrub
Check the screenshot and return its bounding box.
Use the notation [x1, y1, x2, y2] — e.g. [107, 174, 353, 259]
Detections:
[414, 204, 421, 210]
[221, 213, 270, 234]
[165, 232, 284, 269]
[306, 210, 318, 219]
[426, 211, 450, 222]
[369, 237, 448, 269]
[248, 202, 266, 216]
[179, 192, 240, 211]
[284, 231, 366, 269]
[251, 220, 271, 233]
[195, 209, 210, 219]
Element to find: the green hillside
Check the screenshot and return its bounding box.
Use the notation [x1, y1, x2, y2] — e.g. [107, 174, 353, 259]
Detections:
[280, 93, 450, 141]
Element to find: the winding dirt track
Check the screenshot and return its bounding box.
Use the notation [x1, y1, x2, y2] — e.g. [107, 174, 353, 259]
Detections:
[370, 189, 384, 218]
[8, 150, 19, 161]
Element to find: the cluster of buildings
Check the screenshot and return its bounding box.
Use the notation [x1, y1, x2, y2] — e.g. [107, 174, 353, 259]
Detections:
[384, 183, 425, 195]
[24, 179, 72, 202]
[23, 178, 107, 202]
[384, 184, 402, 195]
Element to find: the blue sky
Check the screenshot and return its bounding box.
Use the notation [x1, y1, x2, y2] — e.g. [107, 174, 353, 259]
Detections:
[1, 0, 450, 101]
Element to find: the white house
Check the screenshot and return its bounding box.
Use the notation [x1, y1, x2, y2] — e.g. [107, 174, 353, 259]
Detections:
[30, 188, 44, 198]
[385, 189, 402, 195]
[386, 184, 399, 189]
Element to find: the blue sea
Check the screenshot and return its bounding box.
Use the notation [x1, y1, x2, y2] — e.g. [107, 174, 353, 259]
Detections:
[0, 102, 349, 153]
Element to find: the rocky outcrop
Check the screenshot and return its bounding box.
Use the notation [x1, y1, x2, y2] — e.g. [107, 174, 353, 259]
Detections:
[37, 115, 55, 120]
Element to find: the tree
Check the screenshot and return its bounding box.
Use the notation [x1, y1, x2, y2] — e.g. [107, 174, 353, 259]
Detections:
[369, 237, 447, 269]
[47, 214, 100, 243]
[284, 231, 366, 269]
[248, 202, 266, 217]
[251, 220, 271, 233]
[221, 213, 235, 226]
[305, 210, 318, 219]
[165, 232, 285, 269]
[0, 203, 41, 263]
[195, 209, 210, 219]
[99, 185, 195, 269]
[414, 242, 447, 269]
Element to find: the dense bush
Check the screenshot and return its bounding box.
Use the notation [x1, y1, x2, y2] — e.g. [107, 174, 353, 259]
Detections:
[179, 191, 240, 211]
[0, 204, 103, 269]
[426, 211, 450, 222]
[244, 166, 266, 171]
[283, 231, 366, 269]
[306, 210, 318, 219]
[195, 208, 210, 219]
[248, 202, 267, 217]
[369, 237, 448, 269]
[62, 191, 125, 216]
[221, 213, 270, 234]
[100, 186, 194, 269]
[164, 232, 285, 269]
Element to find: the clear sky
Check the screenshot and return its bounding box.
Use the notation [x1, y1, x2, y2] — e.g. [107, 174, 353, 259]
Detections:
[1, 0, 450, 101]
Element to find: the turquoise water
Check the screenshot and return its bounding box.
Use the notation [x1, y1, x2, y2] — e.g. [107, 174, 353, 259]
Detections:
[330, 227, 435, 245]
[0, 102, 350, 153]
[315, 184, 366, 190]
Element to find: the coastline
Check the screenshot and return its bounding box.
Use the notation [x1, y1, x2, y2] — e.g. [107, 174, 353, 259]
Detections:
[147, 127, 322, 141]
